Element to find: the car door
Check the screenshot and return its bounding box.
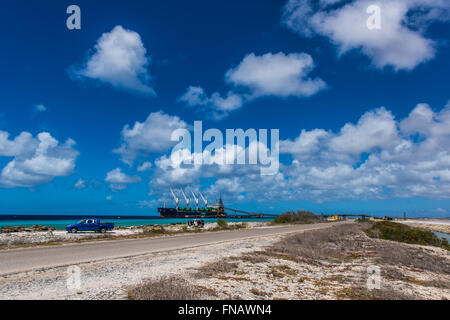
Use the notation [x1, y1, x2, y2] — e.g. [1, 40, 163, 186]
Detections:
[91, 219, 100, 231]
[85, 219, 96, 231]
[78, 220, 87, 231]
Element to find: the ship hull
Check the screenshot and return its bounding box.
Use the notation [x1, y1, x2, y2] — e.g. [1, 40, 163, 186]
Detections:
[158, 207, 224, 218]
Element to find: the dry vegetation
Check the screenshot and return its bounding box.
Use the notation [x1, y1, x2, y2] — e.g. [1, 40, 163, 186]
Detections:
[128, 276, 199, 300]
[193, 260, 239, 278]
[267, 223, 368, 263]
[272, 210, 321, 224]
[126, 222, 450, 300]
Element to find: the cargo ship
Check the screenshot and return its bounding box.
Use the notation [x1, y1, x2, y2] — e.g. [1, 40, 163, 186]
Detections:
[158, 188, 226, 218]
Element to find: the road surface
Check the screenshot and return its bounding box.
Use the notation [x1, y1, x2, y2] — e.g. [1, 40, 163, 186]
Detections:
[0, 223, 337, 276]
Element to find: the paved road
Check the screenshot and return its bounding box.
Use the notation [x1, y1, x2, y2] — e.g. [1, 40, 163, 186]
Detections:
[0, 223, 337, 276]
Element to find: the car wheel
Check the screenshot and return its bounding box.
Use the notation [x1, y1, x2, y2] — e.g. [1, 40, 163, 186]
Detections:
[70, 227, 78, 233]
[99, 227, 107, 234]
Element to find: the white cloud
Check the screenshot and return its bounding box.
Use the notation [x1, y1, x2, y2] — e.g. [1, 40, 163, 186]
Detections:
[225, 52, 326, 98]
[0, 131, 79, 188]
[72, 25, 155, 95]
[278, 102, 450, 200]
[179, 87, 243, 111]
[148, 101, 450, 203]
[114, 111, 189, 165]
[74, 179, 86, 189]
[179, 86, 207, 106]
[282, 0, 450, 70]
[179, 52, 326, 118]
[34, 104, 47, 112]
[210, 92, 244, 111]
[137, 161, 152, 172]
[0, 131, 36, 157]
[280, 129, 328, 158]
[329, 107, 398, 155]
[150, 141, 277, 191]
[105, 168, 141, 184]
[179, 87, 244, 120]
[105, 168, 141, 191]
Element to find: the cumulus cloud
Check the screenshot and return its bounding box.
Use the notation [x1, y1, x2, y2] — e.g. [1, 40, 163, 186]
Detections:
[328, 107, 398, 155]
[0, 131, 79, 188]
[279, 102, 450, 200]
[150, 140, 279, 195]
[114, 111, 189, 165]
[225, 52, 326, 97]
[105, 168, 141, 191]
[148, 101, 450, 203]
[282, 0, 450, 70]
[72, 25, 155, 95]
[280, 129, 328, 158]
[179, 52, 325, 118]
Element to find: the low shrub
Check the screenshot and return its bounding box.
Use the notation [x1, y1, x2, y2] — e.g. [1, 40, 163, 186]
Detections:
[128, 276, 198, 300]
[365, 221, 449, 250]
[273, 210, 321, 224]
[193, 259, 238, 278]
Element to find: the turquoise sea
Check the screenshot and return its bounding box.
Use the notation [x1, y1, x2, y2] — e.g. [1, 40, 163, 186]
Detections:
[0, 217, 275, 230]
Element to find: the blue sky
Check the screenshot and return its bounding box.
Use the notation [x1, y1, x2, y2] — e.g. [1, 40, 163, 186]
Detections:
[0, 0, 449, 217]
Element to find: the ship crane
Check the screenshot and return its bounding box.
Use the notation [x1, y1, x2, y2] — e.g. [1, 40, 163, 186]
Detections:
[170, 187, 179, 210]
[180, 188, 190, 207]
[191, 189, 199, 210]
[199, 190, 208, 208]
